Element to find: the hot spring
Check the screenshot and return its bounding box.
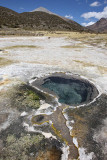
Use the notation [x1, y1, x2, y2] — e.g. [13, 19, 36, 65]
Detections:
[31, 73, 99, 106]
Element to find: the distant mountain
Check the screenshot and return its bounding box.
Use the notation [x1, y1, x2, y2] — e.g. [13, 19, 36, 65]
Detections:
[31, 7, 54, 15]
[87, 18, 107, 33]
[0, 6, 85, 32]
[32, 7, 83, 29]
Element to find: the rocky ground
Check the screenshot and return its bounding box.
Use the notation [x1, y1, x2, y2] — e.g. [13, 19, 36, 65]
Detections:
[0, 32, 107, 160]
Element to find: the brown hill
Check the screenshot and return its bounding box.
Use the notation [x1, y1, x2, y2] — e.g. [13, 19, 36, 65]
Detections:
[87, 18, 107, 33]
[32, 7, 84, 30]
[20, 11, 84, 31]
[0, 6, 84, 31]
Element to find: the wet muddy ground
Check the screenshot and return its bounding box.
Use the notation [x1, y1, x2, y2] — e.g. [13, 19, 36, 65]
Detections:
[0, 82, 106, 160]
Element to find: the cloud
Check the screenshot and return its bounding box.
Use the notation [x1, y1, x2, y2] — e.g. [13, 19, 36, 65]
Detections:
[90, 1, 101, 7]
[65, 15, 73, 19]
[81, 21, 95, 26]
[81, 6, 107, 19]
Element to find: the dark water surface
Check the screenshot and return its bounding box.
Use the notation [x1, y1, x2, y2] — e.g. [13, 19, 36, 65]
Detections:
[42, 77, 89, 105]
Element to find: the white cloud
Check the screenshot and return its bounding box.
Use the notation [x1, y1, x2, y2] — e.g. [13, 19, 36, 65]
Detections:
[90, 1, 101, 7]
[81, 21, 95, 26]
[81, 6, 107, 19]
[65, 15, 73, 19]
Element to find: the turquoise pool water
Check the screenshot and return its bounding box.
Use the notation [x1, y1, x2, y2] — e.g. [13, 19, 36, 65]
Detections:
[42, 77, 88, 105]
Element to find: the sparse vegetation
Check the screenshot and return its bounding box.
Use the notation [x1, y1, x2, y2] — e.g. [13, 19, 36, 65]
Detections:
[7, 84, 41, 111]
[4, 45, 39, 49]
[0, 134, 44, 160]
[73, 60, 107, 74]
[61, 44, 85, 49]
[66, 32, 107, 48]
[0, 57, 14, 66]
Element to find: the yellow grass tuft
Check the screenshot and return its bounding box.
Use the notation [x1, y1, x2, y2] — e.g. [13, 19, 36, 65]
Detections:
[0, 57, 15, 66]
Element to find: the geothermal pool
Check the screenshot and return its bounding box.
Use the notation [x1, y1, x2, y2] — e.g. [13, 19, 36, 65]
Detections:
[43, 77, 88, 105]
[31, 73, 99, 106]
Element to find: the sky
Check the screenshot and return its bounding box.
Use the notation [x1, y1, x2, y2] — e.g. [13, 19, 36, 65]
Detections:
[0, 0, 107, 26]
